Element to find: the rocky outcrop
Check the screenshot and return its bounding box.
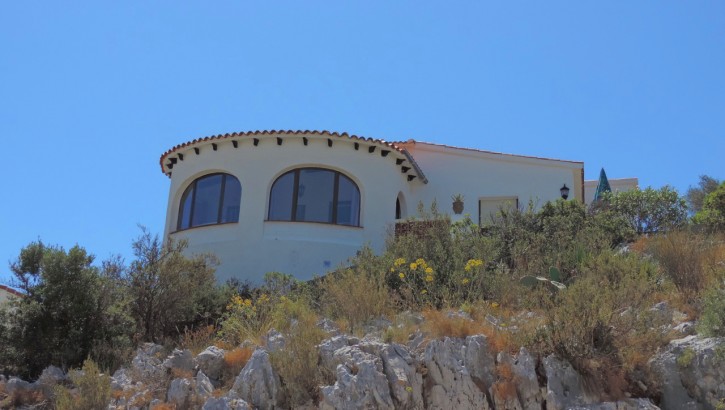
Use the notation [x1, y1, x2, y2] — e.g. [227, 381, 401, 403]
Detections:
[163, 348, 195, 373]
[197, 345, 226, 383]
[10, 324, 716, 410]
[650, 335, 725, 410]
[229, 348, 283, 410]
[423, 337, 491, 409]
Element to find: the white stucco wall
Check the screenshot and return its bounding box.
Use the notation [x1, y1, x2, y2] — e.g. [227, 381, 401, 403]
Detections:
[584, 177, 639, 205]
[163, 134, 415, 283]
[401, 142, 584, 222]
[161, 133, 585, 284]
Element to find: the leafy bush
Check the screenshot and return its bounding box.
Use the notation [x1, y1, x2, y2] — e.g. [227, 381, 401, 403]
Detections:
[543, 252, 666, 374]
[0, 242, 133, 378]
[600, 186, 688, 235]
[693, 181, 725, 232]
[128, 228, 220, 343]
[54, 359, 111, 410]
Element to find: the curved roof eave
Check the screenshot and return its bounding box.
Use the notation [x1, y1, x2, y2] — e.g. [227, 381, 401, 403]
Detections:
[159, 129, 428, 183]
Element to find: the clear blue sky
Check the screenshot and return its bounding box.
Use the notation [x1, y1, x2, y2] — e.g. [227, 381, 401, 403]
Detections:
[1, 2, 723, 283]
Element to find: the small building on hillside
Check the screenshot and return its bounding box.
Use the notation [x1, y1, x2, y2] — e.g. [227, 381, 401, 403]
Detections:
[0, 284, 23, 304]
[160, 130, 589, 283]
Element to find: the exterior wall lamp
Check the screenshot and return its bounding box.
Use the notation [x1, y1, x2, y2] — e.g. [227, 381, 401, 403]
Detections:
[560, 184, 570, 200]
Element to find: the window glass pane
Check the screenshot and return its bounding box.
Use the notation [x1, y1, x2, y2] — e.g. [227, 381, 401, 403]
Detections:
[178, 186, 193, 230]
[192, 174, 223, 226]
[297, 169, 335, 223]
[221, 176, 241, 223]
[269, 171, 295, 221]
[337, 174, 360, 226]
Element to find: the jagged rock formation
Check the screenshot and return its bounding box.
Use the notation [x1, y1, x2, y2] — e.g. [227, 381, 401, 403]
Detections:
[4, 327, 723, 409]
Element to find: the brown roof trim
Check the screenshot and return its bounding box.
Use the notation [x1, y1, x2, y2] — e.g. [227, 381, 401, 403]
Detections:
[0, 284, 24, 298]
[159, 129, 428, 183]
[395, 139, 584, 165]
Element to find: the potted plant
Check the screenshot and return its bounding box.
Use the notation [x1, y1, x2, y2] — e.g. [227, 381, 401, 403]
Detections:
[451, 194, 465, 214]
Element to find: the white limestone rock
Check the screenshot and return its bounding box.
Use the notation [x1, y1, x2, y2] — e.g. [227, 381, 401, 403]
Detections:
[650, 335, 725, 410]
[163, 348, 195, 372]
[264, 328, 286, 353]
[167, 378, 192, 408]
[196, 370, 214, 399]
[131, 342, 166, 380]
[229, 348, 283, 410]
[202, 396, 252, 410]
[543, 355, 597, 410]
[422, 337, 490, 410]
[196, 345, 226, 382]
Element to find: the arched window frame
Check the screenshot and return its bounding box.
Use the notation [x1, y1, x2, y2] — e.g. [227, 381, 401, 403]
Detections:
[268, 167, 361, 227]
[176, 172, 241, 231]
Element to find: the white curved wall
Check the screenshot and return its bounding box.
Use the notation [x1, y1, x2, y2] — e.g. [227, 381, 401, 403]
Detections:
[163, 134, 413, 283]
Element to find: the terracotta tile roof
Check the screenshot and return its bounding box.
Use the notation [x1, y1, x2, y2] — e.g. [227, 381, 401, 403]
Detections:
[159, 129, 428, 183]
[396, 139, 584, 165]
[0, 284, 24, 298]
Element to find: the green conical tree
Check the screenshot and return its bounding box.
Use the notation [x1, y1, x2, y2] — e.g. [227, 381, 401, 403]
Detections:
[593, 168, 612, 202]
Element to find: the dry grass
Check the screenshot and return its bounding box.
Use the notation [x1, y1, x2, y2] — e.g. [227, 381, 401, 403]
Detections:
[180, 325, 217, 355]
[321, 265, 392, 335]
[490, 362, 518, 402]
[170, 367, 194, 380]
[150, 403, 176, 410]
[222, 347, 253, 385]
[422, 309, 485, 339]
[647, 231, 724, 296]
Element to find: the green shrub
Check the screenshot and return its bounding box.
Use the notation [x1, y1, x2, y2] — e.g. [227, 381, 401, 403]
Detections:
[321, 248, 391, 334]
[543, 252, 665, 372]
[676, 348, 696, 368]
[0, 243, 133, 378]
[600, 186, 688, 235]
[698, 284, 725, 337]
[268, 297, 328, 407]
[54, 359, 111, 410]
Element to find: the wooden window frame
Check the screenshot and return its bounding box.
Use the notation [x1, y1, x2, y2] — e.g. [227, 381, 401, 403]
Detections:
[269, 167, 360, 227]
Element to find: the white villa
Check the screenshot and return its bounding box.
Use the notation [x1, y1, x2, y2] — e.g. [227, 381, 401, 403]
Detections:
[160, 130, 634, 283]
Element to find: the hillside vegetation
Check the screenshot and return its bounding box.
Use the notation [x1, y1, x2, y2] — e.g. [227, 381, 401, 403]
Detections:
[1, 178, 724, 408]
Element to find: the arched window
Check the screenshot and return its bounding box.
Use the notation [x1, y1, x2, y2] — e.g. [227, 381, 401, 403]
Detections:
[268, 168, 360, 226]
[177, 173, 241, 230]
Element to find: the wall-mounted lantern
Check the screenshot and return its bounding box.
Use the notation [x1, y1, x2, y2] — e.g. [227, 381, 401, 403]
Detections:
[560, 184, 570, 200]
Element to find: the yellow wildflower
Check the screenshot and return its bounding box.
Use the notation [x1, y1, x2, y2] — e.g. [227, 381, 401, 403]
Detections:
[410, 263, 418, 270]
[491, 302, 499, 308]
[390, 267, 395, 272]
[462, 278, 470, 285]
[399, 272, 405, 279]
[416, 258, 425, 265]
[421, 289, 427, 294]
[425, 267, 433, 274]
[394, 258, 406, 267]
[425, 275, 434, 282]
